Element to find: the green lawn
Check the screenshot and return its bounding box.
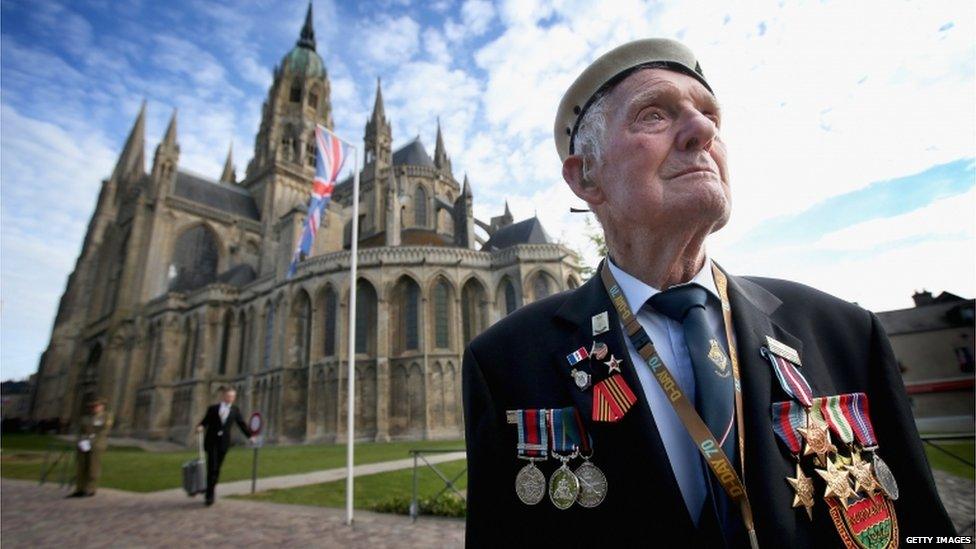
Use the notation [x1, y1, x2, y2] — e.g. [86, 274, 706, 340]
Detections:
[1, 433, 463, 492]
[923, 440, 975, 480]
[234, 458, 467, 512]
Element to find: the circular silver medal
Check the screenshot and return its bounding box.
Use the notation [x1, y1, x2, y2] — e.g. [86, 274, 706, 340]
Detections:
[872, 453, 899, 500]
[574, 460, 608, 508]
[515, 461, 546, 505]
[548, 462, 581, 510]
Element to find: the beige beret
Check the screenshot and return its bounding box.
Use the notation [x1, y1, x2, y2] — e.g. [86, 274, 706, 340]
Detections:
[554, 38, 712, 162]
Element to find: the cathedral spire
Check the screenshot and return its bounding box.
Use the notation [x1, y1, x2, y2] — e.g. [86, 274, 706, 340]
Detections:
[113, 99, 147, 180]
[220, 142, 236, 184]
[297, 1, 316, 51]
[462, 174, 472, 197]
[371, 77, 386, 122]
[161, 108, 178, 149]
[504, 200, 511, 217]
[434, 117, 451, 174]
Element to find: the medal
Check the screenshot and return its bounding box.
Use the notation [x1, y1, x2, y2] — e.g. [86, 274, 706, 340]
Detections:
[513, 409, 549, 505]
[568, 407, 607, 508]
[786, 462, 816, 520]
[515, 460, 546, 505]
[848, 451, 879, 498]
[800, 403, 837, 466]
[816, 457, 855, 508]
[872, 453, 900, 501]
[547, 407, 580, 510]
[604, 354, 623, 374]
[761, 345, 813, 407]
[570, 368, 591, 391]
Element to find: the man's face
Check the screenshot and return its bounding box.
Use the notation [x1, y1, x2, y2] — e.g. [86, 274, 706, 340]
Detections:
[223, 390, 236, 404]
[588, 68, 730, 236]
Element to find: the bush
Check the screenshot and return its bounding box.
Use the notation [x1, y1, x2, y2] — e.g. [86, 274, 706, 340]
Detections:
[371, 493, 466, 518]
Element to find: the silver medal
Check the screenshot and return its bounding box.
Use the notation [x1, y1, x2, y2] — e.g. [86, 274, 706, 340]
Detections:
[515, 461, 546, 505]
[574, 459, 608, 508]
[548, 459, 580, 510]
[571, 368, 591, 391]
[872, 453, 899, 500]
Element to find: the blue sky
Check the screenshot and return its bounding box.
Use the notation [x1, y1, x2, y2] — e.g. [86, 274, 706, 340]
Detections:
[1, 0, 973, 380]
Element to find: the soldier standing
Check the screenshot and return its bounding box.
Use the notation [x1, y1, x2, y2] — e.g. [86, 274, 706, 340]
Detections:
[68, 397, 112, 498]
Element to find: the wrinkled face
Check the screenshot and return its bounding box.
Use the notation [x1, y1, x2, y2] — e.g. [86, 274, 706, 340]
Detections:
[590, 68, 730, 236]
[223, 390, 237, 404]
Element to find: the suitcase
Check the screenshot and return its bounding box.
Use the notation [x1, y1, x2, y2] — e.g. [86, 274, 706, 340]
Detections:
[182, 432, 206, 497]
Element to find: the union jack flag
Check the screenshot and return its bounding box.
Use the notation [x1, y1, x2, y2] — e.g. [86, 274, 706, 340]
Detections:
[287, 125, 349, 279]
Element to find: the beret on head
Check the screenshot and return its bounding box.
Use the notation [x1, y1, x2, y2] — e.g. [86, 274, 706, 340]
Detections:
[553, 38, 712, 162]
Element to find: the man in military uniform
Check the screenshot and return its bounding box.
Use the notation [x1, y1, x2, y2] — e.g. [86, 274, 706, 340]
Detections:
[196, 387, 253, 506]
[463, 39, 957, 547]
[68, 398, 112, 497]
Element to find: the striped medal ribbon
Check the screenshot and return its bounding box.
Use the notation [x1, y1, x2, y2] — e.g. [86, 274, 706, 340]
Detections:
[761, 347, 814, 408]
[771, 400, 807, 455]
[514, 409, 549, 506]
[845, 392, 878, 450]
[547, 407, 581, 510]
[820, 395, 855, 446]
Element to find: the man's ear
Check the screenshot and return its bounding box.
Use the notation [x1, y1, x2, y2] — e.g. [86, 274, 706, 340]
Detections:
[563, 154, 605, 207]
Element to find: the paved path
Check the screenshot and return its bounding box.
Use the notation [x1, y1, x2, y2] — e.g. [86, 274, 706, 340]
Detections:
[1, 479, 464, 548]
[933, 469, 976, 538]
[152, 451, 467, 498]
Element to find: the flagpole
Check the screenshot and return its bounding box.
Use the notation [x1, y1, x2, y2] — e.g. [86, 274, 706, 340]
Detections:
[345, 143, 359, 527]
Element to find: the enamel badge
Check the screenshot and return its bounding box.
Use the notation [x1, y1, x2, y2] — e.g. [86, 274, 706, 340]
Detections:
[591, 311, 610, 336]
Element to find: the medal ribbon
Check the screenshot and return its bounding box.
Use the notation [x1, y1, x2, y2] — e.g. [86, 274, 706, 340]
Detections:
[761, 348, 813, 408]
[516, 409, 548, 458]
[570, 407, 593, 454]
[845, 392, 878, 449]
[820, 394, 854, 444]
[770, 400, 806, 455]
[601, 260, 759, 549]
[548, 407, 580, 454]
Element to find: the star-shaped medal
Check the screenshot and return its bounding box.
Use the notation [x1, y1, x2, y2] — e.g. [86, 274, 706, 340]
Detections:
[816, 457, 854, 508]
[848, 452, 879, 497]
[786, 463, 815, 520]
[604, 354, 622, 374]
[797, 419, 837, 466]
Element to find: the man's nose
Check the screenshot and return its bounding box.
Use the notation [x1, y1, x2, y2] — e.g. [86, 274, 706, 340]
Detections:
[676, 109, 717, 152]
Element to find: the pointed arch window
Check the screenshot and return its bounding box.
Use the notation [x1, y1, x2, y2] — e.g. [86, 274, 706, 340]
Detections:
[414, 186, 428, 227]
[355, 281, 377, 355]
[218, 311, 232, 375]
[533, 273, 552, 301]
[433, 280, 450, 348]
[504, 281, 518, 315]
[393, 278, 420, 353]
[290, 83, 301, 102]
[323, 287, 337, 357]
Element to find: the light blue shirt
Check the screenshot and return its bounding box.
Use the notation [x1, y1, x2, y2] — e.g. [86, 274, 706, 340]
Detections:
[607, 257, 728, 525]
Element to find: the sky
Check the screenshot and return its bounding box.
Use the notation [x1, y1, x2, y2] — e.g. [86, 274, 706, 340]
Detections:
[1, 0, 973, 381]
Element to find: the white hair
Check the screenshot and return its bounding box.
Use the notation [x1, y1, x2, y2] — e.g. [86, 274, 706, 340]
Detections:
[572, 90, 611, 183]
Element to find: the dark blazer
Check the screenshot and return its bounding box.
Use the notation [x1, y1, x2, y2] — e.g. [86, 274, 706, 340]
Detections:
[463, 266, 956, 548]
[198, 403, 251, 454]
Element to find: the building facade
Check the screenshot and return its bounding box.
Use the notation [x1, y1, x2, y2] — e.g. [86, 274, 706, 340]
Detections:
[877, 291, 975, 433]
[30, 6, 579, 444]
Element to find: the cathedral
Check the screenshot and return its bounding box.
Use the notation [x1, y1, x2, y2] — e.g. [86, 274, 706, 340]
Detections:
[30, 5, 580, 444]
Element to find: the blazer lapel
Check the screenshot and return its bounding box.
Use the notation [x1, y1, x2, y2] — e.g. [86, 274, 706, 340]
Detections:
[552, 270, 695, 530]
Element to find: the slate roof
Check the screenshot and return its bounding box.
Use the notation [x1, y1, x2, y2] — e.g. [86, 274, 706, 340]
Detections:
[172, 171, 260, 220]
[392, 138, 435, 167]
[482, 217, 552, 251]
[876, 297, 975, 335]
[216, 264, 257, 287]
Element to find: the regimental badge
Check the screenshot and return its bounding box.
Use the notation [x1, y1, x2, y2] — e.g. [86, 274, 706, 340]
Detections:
[786, 462, 816, 520]
[826, 493, 899, 549]
[707, 339, 730, 377]
[591, 311, 610, 336]
[570, 368, 591, 391]
[548, 461, 580, 510]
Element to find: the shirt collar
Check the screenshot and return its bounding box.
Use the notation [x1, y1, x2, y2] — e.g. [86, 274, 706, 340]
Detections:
[606, 255, 721, 314]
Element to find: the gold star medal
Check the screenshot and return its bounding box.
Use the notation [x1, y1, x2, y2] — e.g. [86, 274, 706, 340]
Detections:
[798, 419, 836, 466]
[816, 457, 854, 508]
[848, 451, 879, 497]
[786, 463, 815, 520]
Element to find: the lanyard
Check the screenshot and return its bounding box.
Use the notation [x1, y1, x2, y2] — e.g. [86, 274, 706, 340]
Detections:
[601, 260, 758, 549]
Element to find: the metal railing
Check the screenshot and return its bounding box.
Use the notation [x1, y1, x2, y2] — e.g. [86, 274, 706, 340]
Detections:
[408, 448, 466, 522]
[38, 443, 75, 489]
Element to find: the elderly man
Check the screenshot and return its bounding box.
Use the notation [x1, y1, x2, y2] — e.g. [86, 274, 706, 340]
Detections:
[462, 39, 955, 548]
[197, 387, 253, 506]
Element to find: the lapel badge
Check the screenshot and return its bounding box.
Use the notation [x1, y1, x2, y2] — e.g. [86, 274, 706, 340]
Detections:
[570, 368, 592, 391]
[707, 339, 730, 377]
[591, 311, 610, 336]
[590, 341, 609, 361]
[566, 346, 590, 366]
[604, 354, 623, 374]
[765, 336, 801, 366]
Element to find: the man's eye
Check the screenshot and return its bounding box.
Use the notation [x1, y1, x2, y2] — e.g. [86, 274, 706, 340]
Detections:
[641, 110, 665, 122]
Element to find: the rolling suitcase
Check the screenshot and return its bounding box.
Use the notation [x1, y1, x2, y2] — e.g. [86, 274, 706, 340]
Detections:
[182, 432, 206, 497]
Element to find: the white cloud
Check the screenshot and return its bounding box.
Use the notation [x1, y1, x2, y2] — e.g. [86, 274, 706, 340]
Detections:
[357, 15, 421, 67]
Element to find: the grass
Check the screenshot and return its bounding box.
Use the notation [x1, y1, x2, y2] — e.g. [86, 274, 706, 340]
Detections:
[923, 440, 975, 480]
[1, 433, 464, 492]
[234, 458, 467, 511]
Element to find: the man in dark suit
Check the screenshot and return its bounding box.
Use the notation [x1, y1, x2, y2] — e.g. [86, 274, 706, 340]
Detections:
[463, 39, 957, 547]
[196, 386, 252, 506]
